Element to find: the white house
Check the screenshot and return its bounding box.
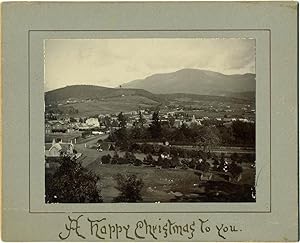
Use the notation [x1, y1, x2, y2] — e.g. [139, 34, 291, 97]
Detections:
[86, 118, 100, 127]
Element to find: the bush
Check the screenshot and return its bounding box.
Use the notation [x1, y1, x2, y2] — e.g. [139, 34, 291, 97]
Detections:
[143, 154, 155, 165]
[161, 159, 171, 169]
[169, 156, 180, 168]
[113, 174, 144, 202]
[124, 151, 136, 164]
[133, 159, 143, 166]
[101, 154, 111, 164]
[116, 157, 129, 164]
[195, 160, 210, 172]
[111, 152, 119, 164]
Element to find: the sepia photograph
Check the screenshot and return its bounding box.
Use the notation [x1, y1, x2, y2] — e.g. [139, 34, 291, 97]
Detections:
[44, 38, 256, 203]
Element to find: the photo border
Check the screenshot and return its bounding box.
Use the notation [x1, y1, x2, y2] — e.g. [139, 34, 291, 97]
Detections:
[29, 29, 270, 214]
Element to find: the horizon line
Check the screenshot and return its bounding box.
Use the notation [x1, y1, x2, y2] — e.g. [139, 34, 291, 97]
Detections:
[45, 68, 256, 92]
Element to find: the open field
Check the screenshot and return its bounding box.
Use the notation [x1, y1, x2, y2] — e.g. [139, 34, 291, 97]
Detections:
[85, 162, 255, 203]
[60, 96, 158, 116]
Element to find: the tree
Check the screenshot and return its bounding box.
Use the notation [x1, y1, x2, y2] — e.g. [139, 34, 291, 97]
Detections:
[138, 111, 146, 127]
[168, 115, 175, 127]
[149, 111, 162, 139]
[103, 116, 112, 128]
[228, 161, 243, 181]
[117, 112, 127, 128]
[113, 174, 144, 202]
[45, 156, 102, 203]
[197, 126, 220, 151]
[115, 112, 128, 148]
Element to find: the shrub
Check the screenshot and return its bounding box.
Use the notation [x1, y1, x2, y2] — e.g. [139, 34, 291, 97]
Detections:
[188, 158, 198, 169]
[133, 159, 143, 166]
[143, 154, 155, 165]
[113, 174, 144, 202]
[195, 160, 210, 172]
[169, 156, 180, 168]
[124, 151, 136, 164]
[111, 152, 119, 164]
[116, 157, 129, 164]
[161, 159, 171, 169]
[101, 154, 111, 164]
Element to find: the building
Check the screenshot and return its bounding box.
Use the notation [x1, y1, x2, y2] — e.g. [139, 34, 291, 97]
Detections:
[45, 120, 67, 133]
[45, 139, 74, 157]
[191, 115, 202, 126]
[86, 118, 100, 127]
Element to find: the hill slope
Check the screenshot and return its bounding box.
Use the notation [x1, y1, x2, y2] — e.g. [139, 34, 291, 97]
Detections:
[45, 85, 164, 104]
[45, 84, 254, 116]
[122, 68, 255, 97]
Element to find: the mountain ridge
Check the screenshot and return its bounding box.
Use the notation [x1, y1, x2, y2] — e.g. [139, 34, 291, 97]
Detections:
[121, 68, 255, 96]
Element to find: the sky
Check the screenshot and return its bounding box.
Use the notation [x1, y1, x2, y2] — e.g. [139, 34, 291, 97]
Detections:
[44, 38, 255, 91]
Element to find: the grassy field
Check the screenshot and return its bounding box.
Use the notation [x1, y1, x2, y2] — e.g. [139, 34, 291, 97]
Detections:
[86, 159, 255, 203]
[61, 96, 158, 116]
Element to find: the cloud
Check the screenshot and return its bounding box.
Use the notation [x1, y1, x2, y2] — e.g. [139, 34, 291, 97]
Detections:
[44, 38, 255, 91]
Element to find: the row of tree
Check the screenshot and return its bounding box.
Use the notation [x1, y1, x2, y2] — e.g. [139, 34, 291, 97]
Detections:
[108, 111, 255, 150]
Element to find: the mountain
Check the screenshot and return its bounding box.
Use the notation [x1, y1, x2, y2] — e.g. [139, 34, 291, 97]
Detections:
[121, 68, 255, 97]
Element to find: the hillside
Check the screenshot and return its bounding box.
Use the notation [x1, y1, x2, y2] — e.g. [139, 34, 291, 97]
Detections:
[45, 85, 166, 116]
[45, 85, 164, 104]
[45, 84, 254, 116]
[122, 68, 255, 97]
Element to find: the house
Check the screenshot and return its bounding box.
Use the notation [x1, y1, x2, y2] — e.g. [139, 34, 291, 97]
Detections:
[86, 118, 100, 127]
[45, 122, 52, 134]
[46, 120, 67, 133]
[173, 119, 182, 128]
[76, 123, 92, 131]
[191, 115, 202, 126]
[45, 140, 74, 157]
[92, 131, 104, 135]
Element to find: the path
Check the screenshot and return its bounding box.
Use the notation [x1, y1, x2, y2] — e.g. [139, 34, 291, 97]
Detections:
[75, 134, 109, 167]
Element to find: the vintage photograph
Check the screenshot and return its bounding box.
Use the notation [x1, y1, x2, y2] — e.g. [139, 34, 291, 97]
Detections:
[44, 38, 256, 203]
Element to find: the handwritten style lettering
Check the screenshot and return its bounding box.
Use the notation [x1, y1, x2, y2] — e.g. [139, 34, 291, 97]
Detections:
[58, 215, 86, 240]
[58, 215, 242, 241]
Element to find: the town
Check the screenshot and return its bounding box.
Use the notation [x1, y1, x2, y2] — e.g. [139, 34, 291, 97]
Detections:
[45, 94, 256, 203]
